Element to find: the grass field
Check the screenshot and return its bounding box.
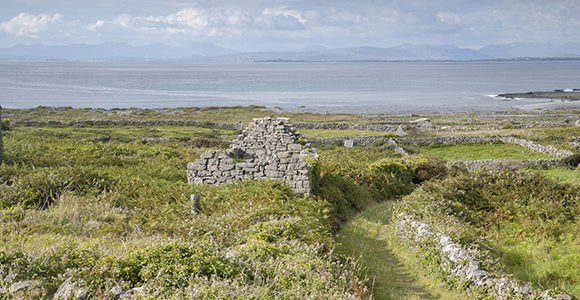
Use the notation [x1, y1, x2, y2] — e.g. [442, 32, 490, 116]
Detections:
[418, 142, 553, 161]
[0, 125, 367, 298]
[394, 171, 580, 297]
[533, 166, 580, 185]
[1, 105, 578, 299]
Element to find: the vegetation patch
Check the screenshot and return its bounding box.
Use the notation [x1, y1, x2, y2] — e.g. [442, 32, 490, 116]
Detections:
[0, 125, 369, 298]
[0, 124, 431, 298]
[417, 142, 553, 161]
[393, 171, 580, 297]
[530, 166, 580, 186]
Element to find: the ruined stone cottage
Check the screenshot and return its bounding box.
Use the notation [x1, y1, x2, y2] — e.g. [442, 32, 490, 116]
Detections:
[187, 117, 315, 195]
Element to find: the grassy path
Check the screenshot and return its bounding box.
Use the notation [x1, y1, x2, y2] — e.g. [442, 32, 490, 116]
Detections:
[336, 201, 469, 300]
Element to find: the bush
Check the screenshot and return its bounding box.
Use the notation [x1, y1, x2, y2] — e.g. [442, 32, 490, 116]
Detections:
[561, 153, 580, 167]
[1, 118, 10, 131]
[189, 137, 219, 148]
[412, 160, 447, 184]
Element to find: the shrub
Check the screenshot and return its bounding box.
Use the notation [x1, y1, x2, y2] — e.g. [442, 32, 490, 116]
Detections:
[412, 160, 448, 184]
[189, 137, 219, 148]
[1, 118, 10, 131]
[561, 153, 580, 167]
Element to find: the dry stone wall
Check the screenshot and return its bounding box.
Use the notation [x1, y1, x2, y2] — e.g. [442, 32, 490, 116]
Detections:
[306, 135, 504, 147]
[293, 119, 453, 132]
[14, 119, 239, 128]
[396, 214, 573, 300]
[307, 135, 573, 158]
[187, 117, 314, 195]
[447, 159, 560, 172]
[294, 122, 400, 132]
[499, 136, 574, 158]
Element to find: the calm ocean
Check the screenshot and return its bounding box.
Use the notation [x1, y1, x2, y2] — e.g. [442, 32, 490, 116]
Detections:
[1, 60, 579, 113]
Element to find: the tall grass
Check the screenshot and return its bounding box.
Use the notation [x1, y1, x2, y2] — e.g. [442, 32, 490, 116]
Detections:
[0, 126, 369, 298]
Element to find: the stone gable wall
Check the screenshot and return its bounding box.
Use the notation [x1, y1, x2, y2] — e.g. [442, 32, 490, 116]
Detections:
[187, 117, 313, 195]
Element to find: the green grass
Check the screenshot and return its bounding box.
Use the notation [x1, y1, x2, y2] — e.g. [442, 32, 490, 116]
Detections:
[0, 125, 370, 298]
[0, 123, 432, 298]
[336, 201, 469, 300]
[300, 128, 396, 138]
[16, 124, 238, 142]
[493, 223, 580, 296]
[532, 166, 580, 185]
[394, 171, 580, 297]
[2, 107, 578, 298]
[418, 142, 553, 161]
[434, 126, 580, 152]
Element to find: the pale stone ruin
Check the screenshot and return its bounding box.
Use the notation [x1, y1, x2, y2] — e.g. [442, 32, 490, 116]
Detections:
[187, 117, 316, 195]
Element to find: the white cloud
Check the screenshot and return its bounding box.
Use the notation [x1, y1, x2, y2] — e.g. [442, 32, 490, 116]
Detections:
[132, 8, 209, 32]
[1, 1, 579, 48]
[0, 12, 62, 37]
[436, 11, 461, 25]
[261, 7, 307, 24]
[255, 6, 308, 30]
[88, 19, 104, 31]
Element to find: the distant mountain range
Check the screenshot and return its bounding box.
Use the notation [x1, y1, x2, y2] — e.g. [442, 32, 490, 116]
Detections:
[1, 42, 580, 62]
[0, 42, 235, 60]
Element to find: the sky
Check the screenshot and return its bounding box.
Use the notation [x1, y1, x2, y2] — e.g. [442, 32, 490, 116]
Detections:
[0, 0, 579, 51]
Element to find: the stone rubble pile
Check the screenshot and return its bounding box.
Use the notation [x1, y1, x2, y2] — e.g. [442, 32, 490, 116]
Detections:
[187, 117, 315, 195]
[396, 214, 573, 300]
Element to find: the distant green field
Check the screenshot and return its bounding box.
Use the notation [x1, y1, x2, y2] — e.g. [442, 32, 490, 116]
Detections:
[16, 124, 238, 141]
[534, 167, 580, 185]
[300, 128, 396, 138]
[418, 142, 553, 161]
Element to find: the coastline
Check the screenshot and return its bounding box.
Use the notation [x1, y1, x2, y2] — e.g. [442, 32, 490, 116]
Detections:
[498, 91, 580, 101]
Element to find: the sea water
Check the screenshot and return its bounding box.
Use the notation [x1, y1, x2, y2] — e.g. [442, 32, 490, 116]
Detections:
[1, 60, 579, 113]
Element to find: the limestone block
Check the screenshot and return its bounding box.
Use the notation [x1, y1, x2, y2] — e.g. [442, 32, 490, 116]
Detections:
[295, 175, 309, 181]
[201, 152, 215, 159]
[221, 157, 234, 164]
[344, 140, 354, 148]
[215, 151, 230, 159]
[265, 170, 285, 178]
[188, 160, 207, 171]
[220, 164, 235, 171]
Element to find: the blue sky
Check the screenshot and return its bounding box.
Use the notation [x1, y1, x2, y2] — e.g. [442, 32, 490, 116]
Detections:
[1, 0, 579, 50]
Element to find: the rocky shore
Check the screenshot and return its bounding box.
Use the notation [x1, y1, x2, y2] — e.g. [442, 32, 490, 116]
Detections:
[498, 91, 580, 101]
